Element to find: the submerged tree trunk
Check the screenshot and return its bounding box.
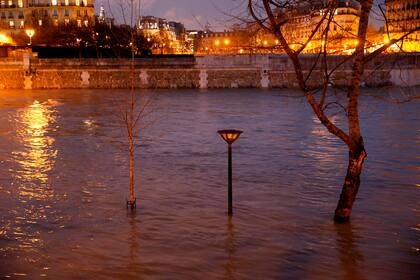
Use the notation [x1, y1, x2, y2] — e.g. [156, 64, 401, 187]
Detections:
[334, 147, 367, 222]
[129, 136, 135, 206]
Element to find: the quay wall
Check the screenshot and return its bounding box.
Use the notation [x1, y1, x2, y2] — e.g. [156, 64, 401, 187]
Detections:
[0, 54, 419, 90]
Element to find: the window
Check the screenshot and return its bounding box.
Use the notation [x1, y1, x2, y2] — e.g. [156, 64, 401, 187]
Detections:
[82, 0, 87, 6]
[52, 0, 57, 5]
[38, 19, 42, 26]
[84, 9, 87, 16]
[64, 10, 69, 16]
[84, 19, 88, 27]
[8, 0, 12, 7]
[9, 20, 14, 28]
[20, 20, 24, 28]
[18, 0, 22, 8]
[8, 11, 13, 18]
[77, 19, 82, 27]
[76, 0, 80, 6]
[53, 10, 58, 17]
[77, 10, 81, 16]
[64, 18, 69, 24]
[65, 0, 69, 5]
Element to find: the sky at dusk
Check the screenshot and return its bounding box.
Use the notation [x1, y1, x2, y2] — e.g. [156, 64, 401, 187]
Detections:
[95, 0, 246, 30]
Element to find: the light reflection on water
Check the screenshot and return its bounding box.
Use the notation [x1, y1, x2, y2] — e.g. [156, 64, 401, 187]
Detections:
[14, 100, 58, 190]
[0, 89, 418, 279]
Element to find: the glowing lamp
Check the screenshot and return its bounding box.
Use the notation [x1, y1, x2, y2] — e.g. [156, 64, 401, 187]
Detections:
[25, 29, 35, 45]
[218, 129, 242, 145]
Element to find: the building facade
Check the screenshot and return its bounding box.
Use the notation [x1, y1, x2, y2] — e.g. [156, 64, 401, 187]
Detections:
[385, 0, 420, 52]
[137, 16, 187, 54]
[280, 0, 360, 53]
[0, 0, 94, 37]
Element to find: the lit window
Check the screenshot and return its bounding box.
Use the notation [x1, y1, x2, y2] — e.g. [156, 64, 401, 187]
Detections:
[65, 0, 69, 5]
[18, 0, 23, 8]
[76, 0, 80, 6]
[9, 20, 14, 28]
[8, 0, 11, 7]
[38, 19, 42, 26]
[82, 0, 87, 6]
[64, 10, 69, 16]
[20, 20, 24, 28]
[51, 0, 57, 5]
[84, 20, 88, 27]
[54, 19, 58, 26]
[53, 10, 58, 17]
[64, 18, 69, 24]
[77, 19, 81, 27]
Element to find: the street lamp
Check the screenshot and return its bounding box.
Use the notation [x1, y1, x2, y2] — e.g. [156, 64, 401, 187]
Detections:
[25, 29, 35, 45]
[218, 129, 243, 216]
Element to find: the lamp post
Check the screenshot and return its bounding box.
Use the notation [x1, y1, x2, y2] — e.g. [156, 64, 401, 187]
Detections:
[218, 129, 243, 216]
[25, 29, 35, 46]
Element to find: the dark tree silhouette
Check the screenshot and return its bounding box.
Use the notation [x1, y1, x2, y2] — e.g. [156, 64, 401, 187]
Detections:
[248, 0, 420, 222]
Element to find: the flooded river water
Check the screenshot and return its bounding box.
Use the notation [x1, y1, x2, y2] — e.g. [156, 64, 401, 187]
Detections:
[0, 88, 418, 279]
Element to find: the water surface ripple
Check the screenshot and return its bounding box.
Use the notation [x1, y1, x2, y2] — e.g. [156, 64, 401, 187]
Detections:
[0, 89, 418, 279]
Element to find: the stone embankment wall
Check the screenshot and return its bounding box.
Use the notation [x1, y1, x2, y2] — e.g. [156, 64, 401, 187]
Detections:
[0, 54, 418, 90]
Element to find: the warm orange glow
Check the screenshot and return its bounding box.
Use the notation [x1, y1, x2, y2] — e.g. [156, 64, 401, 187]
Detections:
[239, 49, 244, 53]
[224, 39, 230, 45]
[16, 100, 58, 190]
[215, 40, 220, 46]
[275, 40, 279, 45]
[218, 130, 243, 144]
[384, 38, 390, 44]
[25, 29, 35, 38]
[0, 33, 13, 44]
[263, 40, 268, 45]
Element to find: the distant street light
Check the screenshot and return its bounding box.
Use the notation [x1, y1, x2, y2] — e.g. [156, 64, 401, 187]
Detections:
[218, 129, 243, 216]
[25, 29, 35, 45]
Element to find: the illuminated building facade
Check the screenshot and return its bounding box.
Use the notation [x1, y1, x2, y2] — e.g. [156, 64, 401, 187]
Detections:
[280, 0, 360, 53]
[194, 31, 238, 54]
[385, 0, 420, 52]
[137, 16, 187, 54]
[0, 0, 94, 36]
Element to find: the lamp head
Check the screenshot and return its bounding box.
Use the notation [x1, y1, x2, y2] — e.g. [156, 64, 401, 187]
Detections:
[25, 29, 35, 38]
[218, 129, 243, 145]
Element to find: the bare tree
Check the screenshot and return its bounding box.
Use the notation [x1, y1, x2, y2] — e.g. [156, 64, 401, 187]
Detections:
[117, 0, 157, 209]
[248, 0, 419, 222]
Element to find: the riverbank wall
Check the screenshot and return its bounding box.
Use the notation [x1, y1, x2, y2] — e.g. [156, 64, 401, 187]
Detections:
[0, 54, 419, 90]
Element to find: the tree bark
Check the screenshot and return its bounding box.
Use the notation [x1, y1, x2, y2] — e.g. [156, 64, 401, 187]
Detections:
[334, 147, 366, 223]
[129, 138, 135, 206]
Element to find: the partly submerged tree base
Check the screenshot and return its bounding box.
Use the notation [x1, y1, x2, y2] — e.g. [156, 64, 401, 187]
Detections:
[126, 198, 137, 210]
[334, 213, 350, 223]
